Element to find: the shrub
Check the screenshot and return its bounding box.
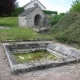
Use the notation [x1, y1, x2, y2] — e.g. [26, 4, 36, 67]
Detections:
[49, 14, 63, 25]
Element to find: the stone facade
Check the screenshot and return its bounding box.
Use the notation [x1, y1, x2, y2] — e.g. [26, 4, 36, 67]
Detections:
[18, 7, 46, 28]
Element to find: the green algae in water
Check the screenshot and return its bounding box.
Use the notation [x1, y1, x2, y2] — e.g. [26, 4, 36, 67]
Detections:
[13, 51, 57, 64]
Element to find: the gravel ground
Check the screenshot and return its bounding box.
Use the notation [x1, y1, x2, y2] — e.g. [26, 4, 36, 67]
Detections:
[0, 43, 80, 80]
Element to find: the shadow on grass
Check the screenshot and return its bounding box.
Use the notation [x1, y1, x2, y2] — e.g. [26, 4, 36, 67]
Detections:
[0, 24, 17, 27]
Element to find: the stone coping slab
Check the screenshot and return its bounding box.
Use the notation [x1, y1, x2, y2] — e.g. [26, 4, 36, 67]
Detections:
[3, 41, 80, 74]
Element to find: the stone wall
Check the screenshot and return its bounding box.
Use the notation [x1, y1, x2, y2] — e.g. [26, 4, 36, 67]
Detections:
[18, 17, 27, 27]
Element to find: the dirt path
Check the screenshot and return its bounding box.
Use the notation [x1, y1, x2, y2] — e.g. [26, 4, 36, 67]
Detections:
[0, 43, 80, 80]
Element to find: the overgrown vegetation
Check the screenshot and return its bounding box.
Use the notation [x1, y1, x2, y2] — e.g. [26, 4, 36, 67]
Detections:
[50, 12, 80, 45]
[49, 13, 64, 25]
[49, 0, 80, 47]
[70, 0, 80, 12]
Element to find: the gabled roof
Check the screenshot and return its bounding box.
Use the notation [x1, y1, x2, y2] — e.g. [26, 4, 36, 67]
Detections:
[19, 7, 37, 16]
[23, 0, 46, 9]
[23, 0, 35, 8]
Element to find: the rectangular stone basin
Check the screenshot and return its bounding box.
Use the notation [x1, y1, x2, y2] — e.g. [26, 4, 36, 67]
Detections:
[3, 41, 78, 74]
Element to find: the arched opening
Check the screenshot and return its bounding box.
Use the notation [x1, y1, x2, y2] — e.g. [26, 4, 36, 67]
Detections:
[34, 14, 41, 26]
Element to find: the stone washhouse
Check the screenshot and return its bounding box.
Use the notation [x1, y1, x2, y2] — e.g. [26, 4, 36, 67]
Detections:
[18, 7, 46, 28]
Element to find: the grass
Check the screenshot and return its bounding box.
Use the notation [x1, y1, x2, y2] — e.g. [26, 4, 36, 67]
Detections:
[0, 17, 18, 27]
[50, 12, 80, 45]
[13, 51, 57, 64]
[0, 17, 53, 41]
[0, 27, 53, 41]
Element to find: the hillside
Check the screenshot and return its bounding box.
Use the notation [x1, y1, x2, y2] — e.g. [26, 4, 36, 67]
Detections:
[50, 12, 80, 45]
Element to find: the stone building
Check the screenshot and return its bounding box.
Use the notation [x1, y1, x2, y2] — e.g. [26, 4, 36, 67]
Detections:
[18, 7, 46, 28]
[18, 0, 46, 28]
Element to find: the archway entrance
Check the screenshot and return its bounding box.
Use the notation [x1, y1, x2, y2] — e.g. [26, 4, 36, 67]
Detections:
[34, 14, 41, 26]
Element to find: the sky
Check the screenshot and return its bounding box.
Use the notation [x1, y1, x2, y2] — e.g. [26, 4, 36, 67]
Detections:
[17, 0, 75, 13]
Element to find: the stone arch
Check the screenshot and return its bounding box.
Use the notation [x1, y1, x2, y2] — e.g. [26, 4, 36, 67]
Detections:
[34, 14, 41, 26]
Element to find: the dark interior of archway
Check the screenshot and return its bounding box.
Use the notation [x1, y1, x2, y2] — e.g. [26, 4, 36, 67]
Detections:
[34, 14, 41, 26]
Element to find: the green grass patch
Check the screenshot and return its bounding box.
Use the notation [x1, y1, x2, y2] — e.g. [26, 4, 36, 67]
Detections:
[0, 27, 53, 41]
[13, 51, 57, 64]
[0, 17, 18, 27]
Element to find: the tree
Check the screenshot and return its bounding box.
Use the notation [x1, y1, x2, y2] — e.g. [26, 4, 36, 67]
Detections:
[70, 0, 80, 12]
[0, 0, 17, 16]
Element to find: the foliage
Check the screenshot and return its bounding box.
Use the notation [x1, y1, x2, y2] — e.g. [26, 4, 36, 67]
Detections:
[50, 12, 80, 45]
[43, 10, 58, 15]
[70, 0, 80, 12]
[12, 7, 24, 16]
[0, 0, 17, 16]
[49, 14, 64, 25]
